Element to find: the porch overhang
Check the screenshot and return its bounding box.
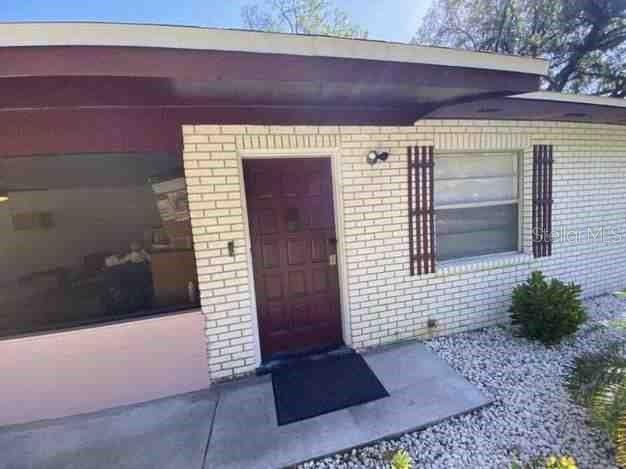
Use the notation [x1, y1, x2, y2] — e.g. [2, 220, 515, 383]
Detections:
[0, 22, 547, 156]
[423, 91, 626, 126]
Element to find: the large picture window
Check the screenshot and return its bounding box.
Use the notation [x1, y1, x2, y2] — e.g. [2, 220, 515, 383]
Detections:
[0, 153, 200, 338]
[434, 152, 520, 261]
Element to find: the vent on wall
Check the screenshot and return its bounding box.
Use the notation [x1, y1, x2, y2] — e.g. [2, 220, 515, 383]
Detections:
[12, 211, 54, 231]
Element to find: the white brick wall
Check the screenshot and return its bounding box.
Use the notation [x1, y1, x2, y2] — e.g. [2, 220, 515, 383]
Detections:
[183, 120, 626, 381]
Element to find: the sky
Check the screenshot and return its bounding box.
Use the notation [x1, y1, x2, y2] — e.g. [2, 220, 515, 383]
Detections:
[0, 0, 430, 43]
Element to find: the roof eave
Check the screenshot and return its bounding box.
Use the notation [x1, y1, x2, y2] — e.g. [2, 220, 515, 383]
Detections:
[0, 22, 549, 76]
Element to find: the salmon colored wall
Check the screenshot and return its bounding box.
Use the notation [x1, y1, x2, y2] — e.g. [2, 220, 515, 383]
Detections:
[0, 311, 209, 426]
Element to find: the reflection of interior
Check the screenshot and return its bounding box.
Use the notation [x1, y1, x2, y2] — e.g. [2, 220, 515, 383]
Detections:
[0, 153, 200, 337]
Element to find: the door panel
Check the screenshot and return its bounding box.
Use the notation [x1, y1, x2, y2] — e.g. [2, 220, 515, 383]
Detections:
[244, 158, 343, 360]
[257, 209, 278, 235]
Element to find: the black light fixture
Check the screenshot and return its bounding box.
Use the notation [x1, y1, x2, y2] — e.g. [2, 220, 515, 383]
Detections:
[0, 188, 7, 203]
[366, 150, 389, 166]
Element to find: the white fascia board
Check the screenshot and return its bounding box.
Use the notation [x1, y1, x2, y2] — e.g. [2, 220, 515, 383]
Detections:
[515, 91, 626, 108]
[0, 22, 548, 76]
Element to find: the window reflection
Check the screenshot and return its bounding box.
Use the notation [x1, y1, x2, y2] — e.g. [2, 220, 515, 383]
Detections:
[0, 152, 200, 337]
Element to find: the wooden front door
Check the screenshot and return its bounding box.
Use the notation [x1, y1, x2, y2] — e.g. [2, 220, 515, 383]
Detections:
[244, 158, 343, 361]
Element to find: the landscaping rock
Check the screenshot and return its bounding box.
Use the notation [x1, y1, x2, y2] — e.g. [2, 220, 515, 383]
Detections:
[300, 295, 626, 469]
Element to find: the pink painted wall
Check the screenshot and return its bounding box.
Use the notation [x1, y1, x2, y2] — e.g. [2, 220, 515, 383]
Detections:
[0, 311, 210, 426]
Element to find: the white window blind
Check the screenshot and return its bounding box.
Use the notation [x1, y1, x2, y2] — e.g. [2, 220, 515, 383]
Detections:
[435, 152, 519, 261]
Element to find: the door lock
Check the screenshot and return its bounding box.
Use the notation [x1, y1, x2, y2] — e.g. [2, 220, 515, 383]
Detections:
[329, 254, 337, 266]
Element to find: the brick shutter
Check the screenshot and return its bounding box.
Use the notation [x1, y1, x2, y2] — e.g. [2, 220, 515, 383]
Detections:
[408, 145, 435, 275]
[532, 144, 554, 257]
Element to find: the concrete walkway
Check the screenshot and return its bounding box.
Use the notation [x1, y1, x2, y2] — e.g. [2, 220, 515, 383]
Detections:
[0, 389, 218, 469]
[206, 342, 492, 468]
[0, 342, 491, 469]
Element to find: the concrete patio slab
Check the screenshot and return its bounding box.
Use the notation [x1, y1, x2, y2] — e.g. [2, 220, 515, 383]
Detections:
[0, 389, 217, 469]
[205, 342, 492, 469]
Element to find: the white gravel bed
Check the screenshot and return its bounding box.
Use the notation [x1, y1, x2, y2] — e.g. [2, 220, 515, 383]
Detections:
[301, 295, 626, 469]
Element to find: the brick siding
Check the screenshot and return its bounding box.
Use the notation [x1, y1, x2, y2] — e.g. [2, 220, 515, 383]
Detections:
[182, 121, 626, 381]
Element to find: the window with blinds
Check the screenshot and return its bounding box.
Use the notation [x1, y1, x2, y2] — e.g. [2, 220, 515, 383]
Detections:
[434, 152, 520, 261]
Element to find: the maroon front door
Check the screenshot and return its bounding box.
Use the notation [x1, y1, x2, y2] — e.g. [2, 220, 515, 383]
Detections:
[244, 158, 343, 360]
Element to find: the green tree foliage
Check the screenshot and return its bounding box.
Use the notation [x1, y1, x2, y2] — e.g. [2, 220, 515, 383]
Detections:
[414, 0, 626, 96]
[509, 271, 586, 345]
[241, 0, 367, 38]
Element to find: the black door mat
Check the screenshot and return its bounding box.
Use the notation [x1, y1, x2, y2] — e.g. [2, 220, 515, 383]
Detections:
[271, 352, 389, 426]
[257, 345, 353, 375]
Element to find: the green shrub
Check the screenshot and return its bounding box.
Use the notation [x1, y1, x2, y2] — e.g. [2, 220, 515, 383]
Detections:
[509, 271, 586, 345]
[567, 344, 626, 467]
[511, 455, 579, 469]
[390, 449, 413, 469]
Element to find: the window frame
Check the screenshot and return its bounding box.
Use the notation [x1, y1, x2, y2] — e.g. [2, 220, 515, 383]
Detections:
[434, 150, 523, 263]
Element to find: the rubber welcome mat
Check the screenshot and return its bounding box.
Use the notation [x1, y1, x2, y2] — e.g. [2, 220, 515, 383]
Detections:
[271, 352, 389, 425]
